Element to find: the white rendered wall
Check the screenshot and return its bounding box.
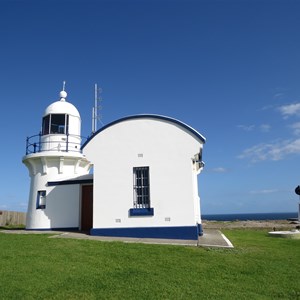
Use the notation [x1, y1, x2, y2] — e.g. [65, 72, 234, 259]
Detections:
[23, 152, 91, 229]
[83, 118, 204, 230]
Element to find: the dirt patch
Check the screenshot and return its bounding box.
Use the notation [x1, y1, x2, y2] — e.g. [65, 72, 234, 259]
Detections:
[202, 219, 300, 230]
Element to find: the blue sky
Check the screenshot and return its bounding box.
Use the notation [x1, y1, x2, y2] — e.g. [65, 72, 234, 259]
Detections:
[0, 0, 300, 214]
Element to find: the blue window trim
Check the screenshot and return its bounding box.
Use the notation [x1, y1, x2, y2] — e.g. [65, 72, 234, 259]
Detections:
[129, 208, 154, 216]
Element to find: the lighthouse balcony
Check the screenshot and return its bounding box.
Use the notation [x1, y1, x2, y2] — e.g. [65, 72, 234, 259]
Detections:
[25, 133, 88, 155]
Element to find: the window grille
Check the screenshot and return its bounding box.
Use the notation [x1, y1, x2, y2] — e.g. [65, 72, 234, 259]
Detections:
[133, 167, 150, 209]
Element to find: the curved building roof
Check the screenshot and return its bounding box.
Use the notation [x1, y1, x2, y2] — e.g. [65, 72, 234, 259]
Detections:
[82, 114, 206, 149]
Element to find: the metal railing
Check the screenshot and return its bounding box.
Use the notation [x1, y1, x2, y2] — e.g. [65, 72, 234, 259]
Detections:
[25, 132, 89, 155]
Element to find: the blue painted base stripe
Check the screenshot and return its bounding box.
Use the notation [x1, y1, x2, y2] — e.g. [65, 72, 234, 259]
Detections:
[91, 226, 199, 240]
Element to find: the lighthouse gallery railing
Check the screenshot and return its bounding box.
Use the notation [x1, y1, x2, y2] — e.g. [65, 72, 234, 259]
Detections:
[25, 133, 89, 155]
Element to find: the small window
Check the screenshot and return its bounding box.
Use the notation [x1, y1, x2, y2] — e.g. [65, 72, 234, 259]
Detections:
[130, 167, 154, 216]
[42, 114, 68, 135]
[51, 114, 66, 134]
[42, 115, 50, 135]
[133, 166, 150, 208]
[36, 190, 46, 209]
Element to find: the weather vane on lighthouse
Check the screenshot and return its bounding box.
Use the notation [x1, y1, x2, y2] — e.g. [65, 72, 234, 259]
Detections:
[60, 81, 67, 101]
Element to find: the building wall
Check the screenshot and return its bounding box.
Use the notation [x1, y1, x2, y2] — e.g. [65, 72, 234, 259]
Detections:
[83, 118, 204, 232]
[44, 184, 81, 228]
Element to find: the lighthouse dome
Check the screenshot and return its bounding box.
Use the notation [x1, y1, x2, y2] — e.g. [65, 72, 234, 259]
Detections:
[44, 99, 80, 118]
[40, 89, 82, 152]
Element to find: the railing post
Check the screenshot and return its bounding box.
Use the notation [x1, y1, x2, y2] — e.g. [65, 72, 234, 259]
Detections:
[26, 137, 29, 155]
[66, 133, 69, 152]
[39, 132, 42, 152]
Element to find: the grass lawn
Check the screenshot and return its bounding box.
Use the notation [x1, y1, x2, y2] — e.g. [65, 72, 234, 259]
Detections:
[0, 229, 299, 299]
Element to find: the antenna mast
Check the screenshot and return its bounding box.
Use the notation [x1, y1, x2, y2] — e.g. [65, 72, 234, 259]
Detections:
[92, 84, 103, 134]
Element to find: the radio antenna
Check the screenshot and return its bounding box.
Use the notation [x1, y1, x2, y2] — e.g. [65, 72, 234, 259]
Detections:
[92, 83, 103, 134]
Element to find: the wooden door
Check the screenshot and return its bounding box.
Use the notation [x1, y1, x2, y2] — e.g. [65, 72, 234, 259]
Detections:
[81, 185, 93, 231]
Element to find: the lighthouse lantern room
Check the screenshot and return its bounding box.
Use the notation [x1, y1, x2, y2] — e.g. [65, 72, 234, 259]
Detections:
[40, 90, 81, 152]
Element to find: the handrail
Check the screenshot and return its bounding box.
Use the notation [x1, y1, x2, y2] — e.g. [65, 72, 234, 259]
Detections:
[25, 132, 89, 155]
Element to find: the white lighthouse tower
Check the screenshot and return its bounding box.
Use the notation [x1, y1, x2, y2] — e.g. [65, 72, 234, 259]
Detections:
[22, 87, 91, 230]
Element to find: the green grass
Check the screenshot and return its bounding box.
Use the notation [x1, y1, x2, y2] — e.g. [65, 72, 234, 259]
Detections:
[0, 229, 299, 299]
[0, 224, 25, 230]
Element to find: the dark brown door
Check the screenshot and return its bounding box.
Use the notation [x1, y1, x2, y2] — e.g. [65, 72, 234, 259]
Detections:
[81, 185, 93, 231]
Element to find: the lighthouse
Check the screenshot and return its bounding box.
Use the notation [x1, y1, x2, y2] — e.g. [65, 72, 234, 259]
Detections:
[22, 87, 91, 230]
[22, 84, 206, 240]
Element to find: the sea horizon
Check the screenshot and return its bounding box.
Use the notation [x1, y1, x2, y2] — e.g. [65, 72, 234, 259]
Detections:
[202, 212, 298, 221]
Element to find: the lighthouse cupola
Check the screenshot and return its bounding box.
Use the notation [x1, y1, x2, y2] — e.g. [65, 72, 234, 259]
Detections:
[40, 89, 82, 152]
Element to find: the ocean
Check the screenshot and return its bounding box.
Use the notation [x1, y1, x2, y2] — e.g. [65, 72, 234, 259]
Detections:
[202, 212, 298, 221]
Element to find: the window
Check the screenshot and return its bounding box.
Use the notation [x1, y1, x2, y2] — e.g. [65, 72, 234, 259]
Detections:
[130, 167, 154, 216]
[133, 166, 150, 208]
[42, 115, 50, 135]
[42, 114, 69, 135]
[36, 190, 46, 209]
[51, 114, 66, 134]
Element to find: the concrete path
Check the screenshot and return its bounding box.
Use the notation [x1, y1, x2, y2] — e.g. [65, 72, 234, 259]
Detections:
[1, 228, 233, 248]
[198, 229, 234, 248]
[51, 232, 200, 246]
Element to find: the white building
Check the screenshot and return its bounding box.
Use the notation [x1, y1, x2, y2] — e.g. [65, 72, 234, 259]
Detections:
[23, 88, 206, 241]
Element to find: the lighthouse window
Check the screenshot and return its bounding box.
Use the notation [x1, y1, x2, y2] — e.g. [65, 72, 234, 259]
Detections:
[42, 115, 50, 135]
[42, 114, 69, 135]
[36, 190, 46, 209]
[51, 114, 67, 134]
